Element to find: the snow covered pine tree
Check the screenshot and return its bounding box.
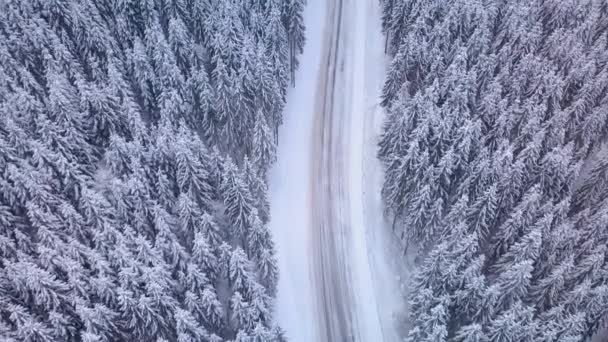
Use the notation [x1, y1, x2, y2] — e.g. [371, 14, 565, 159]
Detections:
[0, 0, 304, 341]
[379, 0, 608, 340]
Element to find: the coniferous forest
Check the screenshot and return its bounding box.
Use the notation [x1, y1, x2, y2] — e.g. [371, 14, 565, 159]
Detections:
[380, 0, 608, 341]
[7, 0, 608, 340]
[0, 0, 304, 341]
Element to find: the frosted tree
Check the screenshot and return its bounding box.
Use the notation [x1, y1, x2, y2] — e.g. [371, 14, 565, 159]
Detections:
[252, 110, 277, 178]
[193, 230, 219, 281]
[284, 0, 306, 85]
[174, 308, 209, 342]
[229, 247, 253, 293]
[188, 66, 216, 144]
[242, 157, 271, 222]
[405, 298, 449, 342]
[220, 159, 254, 244]
[230, 292, 252, 332]
[264, 0, 290, 129]
[213, 55, 236, 149]
[257, 247, 280, 295]
[453, 323, 488, 342]
[488, 302, 538, 342]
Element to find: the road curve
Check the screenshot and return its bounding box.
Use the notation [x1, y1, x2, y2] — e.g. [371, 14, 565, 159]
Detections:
[310, 0, 357, 341]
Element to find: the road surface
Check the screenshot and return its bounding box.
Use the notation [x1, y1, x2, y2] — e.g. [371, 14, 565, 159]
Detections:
[269, 0, 402, 341]
[310, 0, 356, 340]
[310, 0, 388, 341]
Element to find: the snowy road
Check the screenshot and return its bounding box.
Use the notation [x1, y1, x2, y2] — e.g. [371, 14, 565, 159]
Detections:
[311, 0, 392, 341]
[310, 0, 355, 340]
[270, 0, 403, 341]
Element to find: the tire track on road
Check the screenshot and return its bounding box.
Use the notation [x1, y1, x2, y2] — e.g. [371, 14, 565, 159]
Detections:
[310, 0, 354, 341]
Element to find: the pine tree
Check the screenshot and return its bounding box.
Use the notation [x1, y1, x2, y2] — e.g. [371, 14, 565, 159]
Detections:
[252, 110, 277, 178]
[284, 0, 306, 85]
[221, 158, 255, 243]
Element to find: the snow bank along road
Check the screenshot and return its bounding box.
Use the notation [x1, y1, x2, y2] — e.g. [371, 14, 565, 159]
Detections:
[269, 0, 401, 341]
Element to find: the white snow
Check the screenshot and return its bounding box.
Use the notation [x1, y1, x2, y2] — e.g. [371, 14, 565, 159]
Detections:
[347, 0, 409, 340]
[267, 0, 325, 341]
[342, 0, 386, 341]
[269, 0, 407, 340]
[359, 0, 414, 338]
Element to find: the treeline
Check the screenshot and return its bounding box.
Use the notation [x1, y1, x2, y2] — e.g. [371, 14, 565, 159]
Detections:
[379, 0, 608, 340]
[0, 0, 304, 341]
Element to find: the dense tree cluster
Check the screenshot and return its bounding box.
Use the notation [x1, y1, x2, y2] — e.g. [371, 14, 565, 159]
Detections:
[380, 0, 608, 340]
[0, 0, 304, 341]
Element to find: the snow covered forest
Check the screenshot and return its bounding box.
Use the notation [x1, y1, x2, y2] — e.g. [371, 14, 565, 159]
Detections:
[7, 0, 608, 340]
[380, 0, 608, 340]
[0, 0, 304, 341]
